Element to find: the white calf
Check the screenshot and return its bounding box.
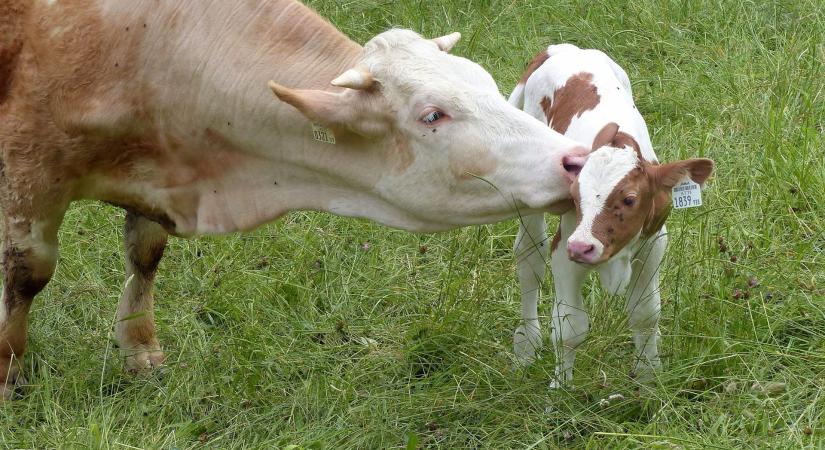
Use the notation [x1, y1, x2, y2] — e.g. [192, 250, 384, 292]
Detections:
[509, 44, 713, 387]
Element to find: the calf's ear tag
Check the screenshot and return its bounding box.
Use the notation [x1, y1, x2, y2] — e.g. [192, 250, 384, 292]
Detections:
[312, 123, 336, 144]
[672, 178, 702, 209]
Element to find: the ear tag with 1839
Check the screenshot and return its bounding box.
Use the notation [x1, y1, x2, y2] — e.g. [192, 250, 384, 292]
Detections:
[672, 178, 702, 209]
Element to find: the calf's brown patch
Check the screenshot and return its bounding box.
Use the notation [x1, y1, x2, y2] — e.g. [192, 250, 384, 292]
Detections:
[542, 72, 600, 134]
[642, 190, 672, 237]
[586, 168, 651, 258]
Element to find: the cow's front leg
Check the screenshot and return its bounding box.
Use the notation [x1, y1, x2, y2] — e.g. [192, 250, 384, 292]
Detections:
[549, 212, 590, 388]
[513, 213, 548, 366]
[115, 212, 168, 373]
[0, 213, 63, 399]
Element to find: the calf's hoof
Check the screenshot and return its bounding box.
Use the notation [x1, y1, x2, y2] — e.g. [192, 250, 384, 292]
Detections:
[513, 324, 543, 367]
[630, 366, 659, 385]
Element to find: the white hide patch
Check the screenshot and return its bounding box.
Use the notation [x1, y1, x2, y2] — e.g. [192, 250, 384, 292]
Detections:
[569, 147, 640, 254]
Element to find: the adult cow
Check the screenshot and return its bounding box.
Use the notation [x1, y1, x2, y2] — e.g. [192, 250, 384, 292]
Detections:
[0, 0, 586, 397]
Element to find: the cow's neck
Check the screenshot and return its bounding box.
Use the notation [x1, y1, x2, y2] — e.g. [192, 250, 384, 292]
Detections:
[93, 1, 417, 235]
[247, 0, 362, 89]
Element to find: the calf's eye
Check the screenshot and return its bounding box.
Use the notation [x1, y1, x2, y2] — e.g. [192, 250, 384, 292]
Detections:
[623, 196, 636, 206]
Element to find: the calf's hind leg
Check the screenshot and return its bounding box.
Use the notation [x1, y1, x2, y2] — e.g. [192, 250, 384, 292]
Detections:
[115, 212, 168, 372]
[0, 212, 63, 399]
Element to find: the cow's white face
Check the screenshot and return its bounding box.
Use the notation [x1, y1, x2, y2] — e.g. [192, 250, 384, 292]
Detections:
[567, 147, 714, 264]
[270, 29, 585, 229]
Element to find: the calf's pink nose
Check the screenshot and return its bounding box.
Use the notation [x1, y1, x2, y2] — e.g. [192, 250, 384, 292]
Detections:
[567, 240, 597, 263]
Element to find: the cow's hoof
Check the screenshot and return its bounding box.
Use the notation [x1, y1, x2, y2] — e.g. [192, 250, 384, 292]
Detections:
[123, 347, 166, 374]
[1, 375, 26, 401]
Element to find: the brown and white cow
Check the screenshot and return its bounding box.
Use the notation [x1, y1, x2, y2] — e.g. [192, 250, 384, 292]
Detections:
[0, 0, 588, 398]
[509, 44, 713, 386]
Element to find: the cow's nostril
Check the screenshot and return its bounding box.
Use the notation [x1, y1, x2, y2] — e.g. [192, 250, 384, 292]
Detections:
[562, 154, 586, 178]
[582, 244, 594, 254]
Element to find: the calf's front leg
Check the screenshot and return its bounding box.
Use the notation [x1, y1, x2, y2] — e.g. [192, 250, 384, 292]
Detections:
[625, 231, 667, 381]
[513, 214, 548, 365]
[549, 212, 590, 388]
[116, 212, 168, 372]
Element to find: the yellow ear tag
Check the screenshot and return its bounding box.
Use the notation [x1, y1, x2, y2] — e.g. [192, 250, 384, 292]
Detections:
[312, 123, 336, 145]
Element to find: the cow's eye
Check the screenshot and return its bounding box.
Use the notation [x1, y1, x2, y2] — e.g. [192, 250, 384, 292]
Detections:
[421, 109, 446, 125]
[623, 196, 636, 207]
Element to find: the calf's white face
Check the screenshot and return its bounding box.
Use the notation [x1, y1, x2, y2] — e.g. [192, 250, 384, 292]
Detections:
[269, 29, 584, 229]
[567, 142, 714, 264]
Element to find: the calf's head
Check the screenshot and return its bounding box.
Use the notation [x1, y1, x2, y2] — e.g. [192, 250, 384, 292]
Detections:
[565, 125, 713, 264]
[269, 29, 585, 230]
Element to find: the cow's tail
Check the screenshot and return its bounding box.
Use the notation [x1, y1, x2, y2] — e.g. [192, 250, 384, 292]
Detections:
[0, 0, 27, 105]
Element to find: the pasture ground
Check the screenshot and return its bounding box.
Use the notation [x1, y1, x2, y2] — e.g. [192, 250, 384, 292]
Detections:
[1, 0, 823, 448]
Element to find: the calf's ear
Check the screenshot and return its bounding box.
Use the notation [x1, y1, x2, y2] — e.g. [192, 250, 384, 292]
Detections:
[591, 122, 619, 150]
[651, 158, 714, 189]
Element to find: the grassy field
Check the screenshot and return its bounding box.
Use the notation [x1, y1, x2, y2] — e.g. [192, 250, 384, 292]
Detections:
[2, 0, 824, 448]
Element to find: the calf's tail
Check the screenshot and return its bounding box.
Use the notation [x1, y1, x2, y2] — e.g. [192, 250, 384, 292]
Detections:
[508, 83, 526, 109]
[509, 48, 551, 110]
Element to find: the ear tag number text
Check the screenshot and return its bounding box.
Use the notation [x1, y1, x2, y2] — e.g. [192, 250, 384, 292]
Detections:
[672, 178, 702, 209]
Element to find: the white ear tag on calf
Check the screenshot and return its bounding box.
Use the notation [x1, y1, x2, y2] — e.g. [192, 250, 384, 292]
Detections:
[672, 178, 702, 209]
[312, 123, 336, 144]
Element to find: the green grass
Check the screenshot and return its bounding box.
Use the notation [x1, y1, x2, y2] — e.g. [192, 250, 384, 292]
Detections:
[2, 0, 824, 448]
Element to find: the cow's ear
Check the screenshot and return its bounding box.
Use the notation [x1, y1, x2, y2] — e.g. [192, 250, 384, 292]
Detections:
[651, 158, 714, 189]
[268, 81, 350, 125]
[268, 80, 388, 136]
[431, 32, 461, 52]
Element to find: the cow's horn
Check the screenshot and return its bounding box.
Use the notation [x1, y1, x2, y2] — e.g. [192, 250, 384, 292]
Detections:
[432, 32, 461, 52]
[331, 68, 374, 90]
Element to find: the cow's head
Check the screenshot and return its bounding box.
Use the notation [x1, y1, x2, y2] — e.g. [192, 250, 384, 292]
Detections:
[565, 123, 713, 264]
[269, 29, 585, 230]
